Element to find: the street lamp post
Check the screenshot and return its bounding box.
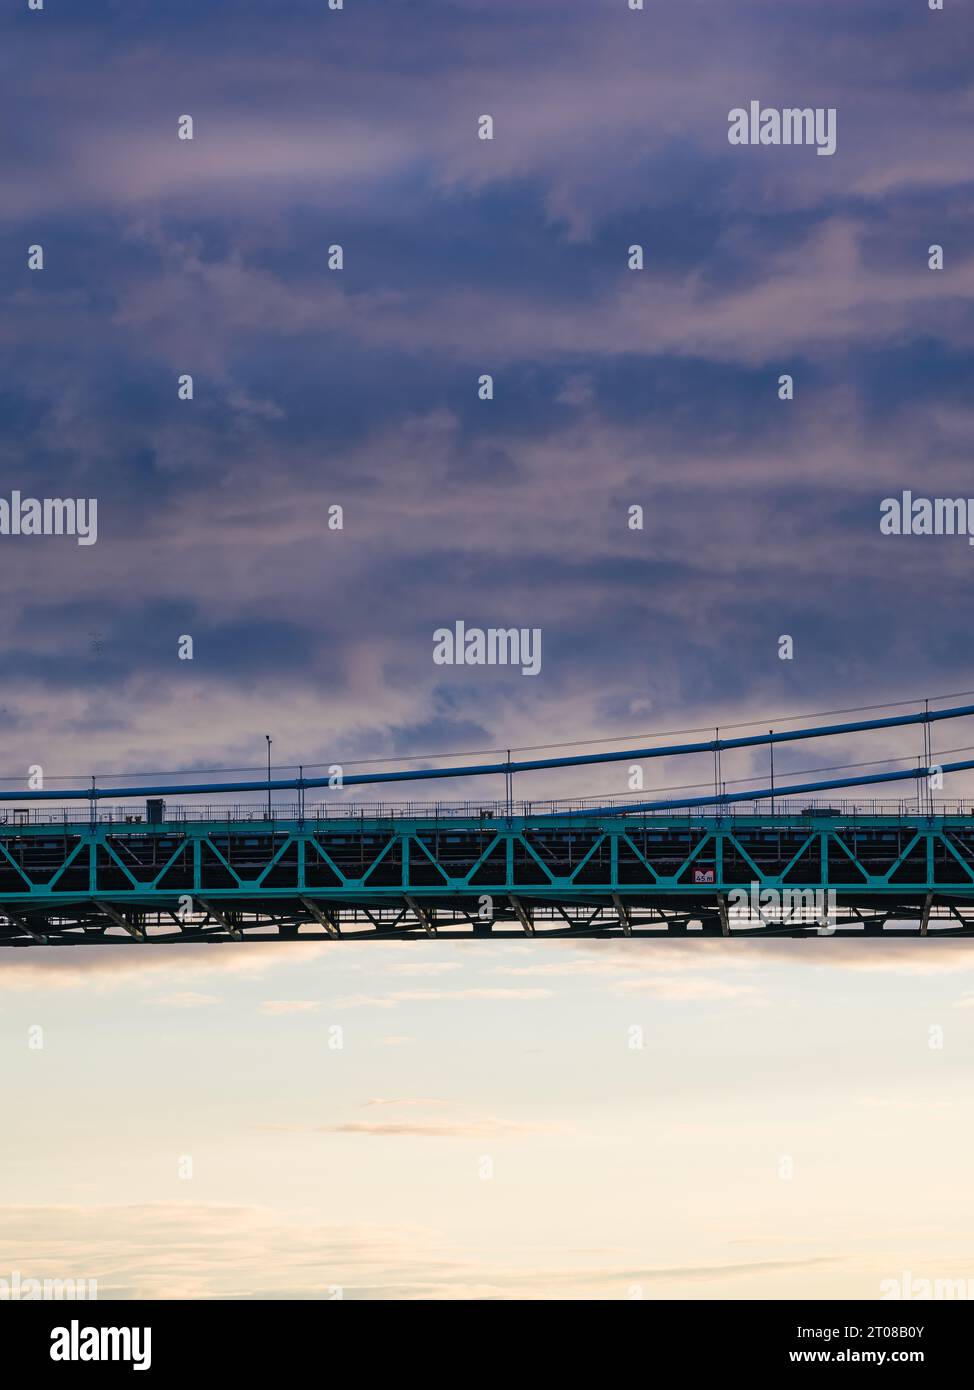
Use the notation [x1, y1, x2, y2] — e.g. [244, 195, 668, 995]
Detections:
[265, 735, 272, 821]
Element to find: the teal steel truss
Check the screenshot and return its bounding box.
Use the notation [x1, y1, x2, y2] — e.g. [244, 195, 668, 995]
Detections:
[3, 811, 974, 944]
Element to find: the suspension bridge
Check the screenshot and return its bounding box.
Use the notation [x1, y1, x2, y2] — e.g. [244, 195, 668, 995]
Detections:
[3, 698, 974, 946]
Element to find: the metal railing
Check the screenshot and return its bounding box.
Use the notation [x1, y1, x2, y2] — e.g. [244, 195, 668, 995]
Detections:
[0, 796, 970, 828]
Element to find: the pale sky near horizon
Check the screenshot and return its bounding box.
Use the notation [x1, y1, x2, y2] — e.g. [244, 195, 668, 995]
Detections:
[2, 938, 973, 1300]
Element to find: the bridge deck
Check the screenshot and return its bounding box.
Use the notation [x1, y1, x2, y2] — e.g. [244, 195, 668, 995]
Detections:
[2, 808, 974, 944]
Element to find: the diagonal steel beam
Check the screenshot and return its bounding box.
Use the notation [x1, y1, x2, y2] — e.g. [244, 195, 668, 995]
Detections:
[93, 899, 145, 939]
[0, 903, 49, 944]
[404, 895, 437, 935]
[611, 892, 633, 936]
[299, 896, 340, 937]
[197, 898, 241, 940]
[920, 889, 933, 937]
[510, 896, 535, 935]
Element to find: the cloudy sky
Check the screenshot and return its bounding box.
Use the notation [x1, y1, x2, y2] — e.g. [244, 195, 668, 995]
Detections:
[2, 0, 973, 1300]
[2, 0, 972, 801]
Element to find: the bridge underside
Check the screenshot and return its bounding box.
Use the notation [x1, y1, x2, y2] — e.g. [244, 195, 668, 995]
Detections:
[3, 898, 974, 946]
[3, 813, 974, 945]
